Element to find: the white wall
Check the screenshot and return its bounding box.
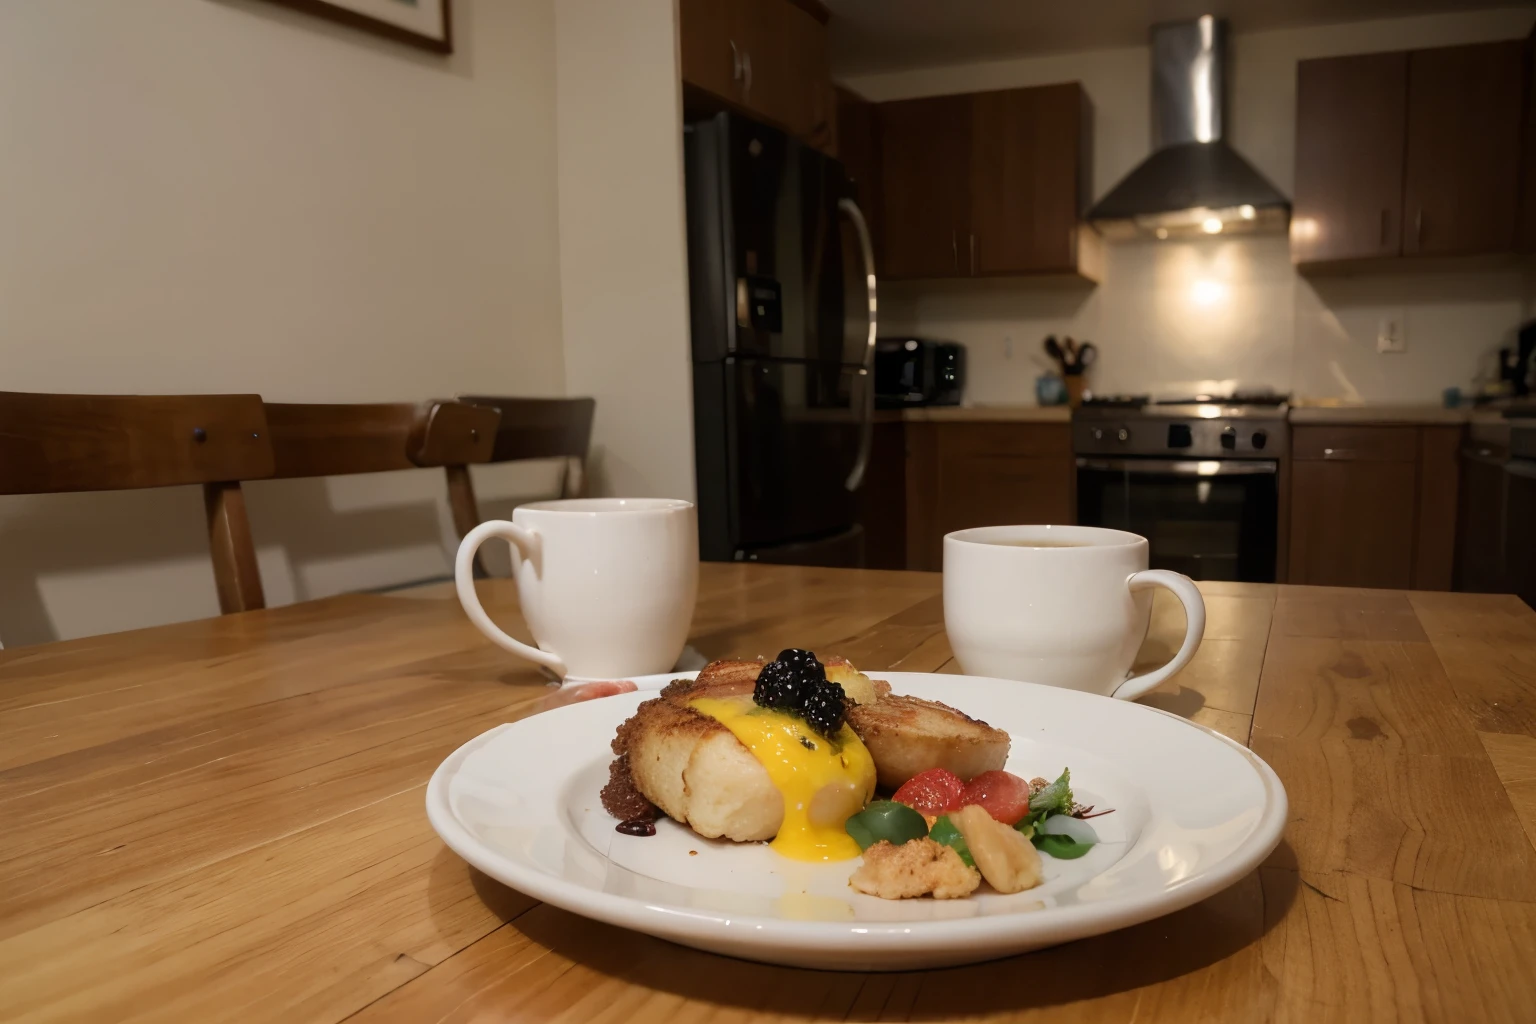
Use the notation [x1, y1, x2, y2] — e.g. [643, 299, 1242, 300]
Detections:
[0, 0, 567, 645]
[554, 0, 696, 500]
[841, 9, 1536, 405]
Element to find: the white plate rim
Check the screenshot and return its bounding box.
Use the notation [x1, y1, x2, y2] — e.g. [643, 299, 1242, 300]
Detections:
[426, 671, 1287, 962]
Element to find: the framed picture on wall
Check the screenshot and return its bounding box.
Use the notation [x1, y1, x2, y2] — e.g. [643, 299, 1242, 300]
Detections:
[262, 0, 452, 54]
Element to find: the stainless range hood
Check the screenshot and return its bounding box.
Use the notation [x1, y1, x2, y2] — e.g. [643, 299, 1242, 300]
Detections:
[1087, 16, 1289, 240]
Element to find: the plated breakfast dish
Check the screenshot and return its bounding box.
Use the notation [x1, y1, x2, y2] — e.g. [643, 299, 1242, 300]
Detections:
[599, 650, 1109, 900]
[426, 663, 1285, 969]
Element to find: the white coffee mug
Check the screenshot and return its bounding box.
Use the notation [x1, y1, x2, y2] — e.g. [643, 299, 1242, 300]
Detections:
[455, 498, 698, 680]
[944, 525, 1205, 700]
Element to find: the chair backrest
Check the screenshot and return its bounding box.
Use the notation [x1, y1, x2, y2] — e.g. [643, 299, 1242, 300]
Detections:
[0, 391, 273, 615]
[262, 401, 499, 478]
[0, 391, 272, 494]
[457, 396, 596, 464]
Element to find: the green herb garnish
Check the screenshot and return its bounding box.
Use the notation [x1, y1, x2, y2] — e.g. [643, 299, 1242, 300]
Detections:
[845, 800, 928, 851]
[927, 815, 975, 867]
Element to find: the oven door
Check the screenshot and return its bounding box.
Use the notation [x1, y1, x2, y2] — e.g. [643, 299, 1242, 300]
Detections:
[1076, 457, 1279, 582]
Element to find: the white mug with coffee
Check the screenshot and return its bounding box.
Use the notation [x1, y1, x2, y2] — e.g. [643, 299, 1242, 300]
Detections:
[944, 525, 1205, 700]
[455, 498, 698, 680]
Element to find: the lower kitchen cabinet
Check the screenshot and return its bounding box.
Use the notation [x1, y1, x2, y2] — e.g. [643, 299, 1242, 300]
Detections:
[904, 421, 1075, 571]
[1286, 424, 1462, 590]
[857, 418, 909, 570]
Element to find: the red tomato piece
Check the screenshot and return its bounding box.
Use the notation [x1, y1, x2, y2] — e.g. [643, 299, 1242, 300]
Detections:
[891, 768, 965, 816]
[959, 770, 1033, 825]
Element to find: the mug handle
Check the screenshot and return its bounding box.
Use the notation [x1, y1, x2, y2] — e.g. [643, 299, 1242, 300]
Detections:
[1110, 570, 1206, 702]
[455, 520, 567, 678]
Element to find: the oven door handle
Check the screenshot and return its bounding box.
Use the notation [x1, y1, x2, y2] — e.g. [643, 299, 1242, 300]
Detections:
[1076, 457, 1278, 476]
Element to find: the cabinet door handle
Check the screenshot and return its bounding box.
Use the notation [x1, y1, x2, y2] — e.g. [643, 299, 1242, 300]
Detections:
[951, 229, 958, 272]
[730, 40, 744, 83]
[742, 51, 752, 98]
[1322, 447, 1357, 460]
[969, 232, 976, 275]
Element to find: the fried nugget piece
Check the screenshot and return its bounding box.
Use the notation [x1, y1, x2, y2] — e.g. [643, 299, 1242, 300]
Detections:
[849, 838, 980, 899]
[847, 693, 1010, 790]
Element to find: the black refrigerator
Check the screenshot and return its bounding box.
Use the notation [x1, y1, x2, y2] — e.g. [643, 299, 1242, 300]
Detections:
[684, 112, 877, 566]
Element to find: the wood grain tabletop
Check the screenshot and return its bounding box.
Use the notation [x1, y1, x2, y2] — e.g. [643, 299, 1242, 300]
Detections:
[2, 564, 1535, 1023]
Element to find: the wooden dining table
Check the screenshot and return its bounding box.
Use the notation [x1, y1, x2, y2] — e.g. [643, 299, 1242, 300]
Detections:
[3, 563, 1535, 1022]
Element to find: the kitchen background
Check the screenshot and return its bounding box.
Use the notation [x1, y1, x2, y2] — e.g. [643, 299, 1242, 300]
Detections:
[844, 7, 1536, 405]
[5, 0, 1536, 644]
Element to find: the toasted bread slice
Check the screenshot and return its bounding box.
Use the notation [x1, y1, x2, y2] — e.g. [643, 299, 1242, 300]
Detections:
[847, 693, 1010, 790]
[606, 659, 1011, 839]
[612, 664, 783, 841]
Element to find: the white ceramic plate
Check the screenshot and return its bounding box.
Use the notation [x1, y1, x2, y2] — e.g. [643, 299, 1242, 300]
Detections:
[426, 671, 1286, 971]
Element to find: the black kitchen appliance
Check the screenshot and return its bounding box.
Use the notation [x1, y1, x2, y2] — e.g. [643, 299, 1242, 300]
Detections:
[684, 112, 877, 565]
[1074, 394, 1287, 582]
[1506, 321, 1536, 396]
[1508, 421, 1536, 609]
[1458, 416, 1536, 609]
[874, 338, 965, 408]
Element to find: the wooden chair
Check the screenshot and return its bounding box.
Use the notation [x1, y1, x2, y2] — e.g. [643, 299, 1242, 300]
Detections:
[0, 392, 274, 615]
[452, 396, 596, 533]
[261, 399, 500, 562]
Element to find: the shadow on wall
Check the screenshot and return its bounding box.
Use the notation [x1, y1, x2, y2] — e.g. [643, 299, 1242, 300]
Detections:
[0, 460, 563, 647]
[882, 276, 1097, 325]
[1295, 263, 1524, 399]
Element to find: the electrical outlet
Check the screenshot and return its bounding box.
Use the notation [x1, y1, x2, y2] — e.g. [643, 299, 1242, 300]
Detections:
[1002, 335, 1014, 360]
[1376, 316, 1406, 354]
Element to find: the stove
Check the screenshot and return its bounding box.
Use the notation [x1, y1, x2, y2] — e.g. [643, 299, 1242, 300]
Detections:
[1073, 393, 1287, 582]
[1074, 395, 1289, 458]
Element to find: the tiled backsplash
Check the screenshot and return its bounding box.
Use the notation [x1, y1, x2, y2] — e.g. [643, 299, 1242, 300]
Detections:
[880, 236, 1525, 405]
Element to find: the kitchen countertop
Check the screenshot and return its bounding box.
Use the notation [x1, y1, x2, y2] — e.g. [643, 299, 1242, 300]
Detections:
[893, 403, 1517, 426]
[899, 405, 1072, 423]
[1287, 404, 1469, 425]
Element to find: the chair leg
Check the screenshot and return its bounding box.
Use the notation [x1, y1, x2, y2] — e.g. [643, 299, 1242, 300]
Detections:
[203, 481, 266, 613]
[445, 464, 488, 578]
[563, 457, 588, 499]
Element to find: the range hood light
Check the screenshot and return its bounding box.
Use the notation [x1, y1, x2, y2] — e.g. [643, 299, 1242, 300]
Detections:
[1156, 228, 1170, 240]
[1202, 217, 1223, 234]
[1239, 204, 1256, 220]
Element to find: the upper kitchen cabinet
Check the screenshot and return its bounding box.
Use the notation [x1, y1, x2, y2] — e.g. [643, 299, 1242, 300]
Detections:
[1293, 40, 1524, 269]
[877, 95, 973, 279]
[878, 84, 1100, 282]
[834, 88, 881, 246]
[1291, 52, 1408, 265]
[1519, 26, 1536, 251]
[834, 88, 880, 207]
[970, 84, 1095, 276]
[678, 0, 834, 151]
[678, 0, 742, 101]
[1403, 40, 1523, 257]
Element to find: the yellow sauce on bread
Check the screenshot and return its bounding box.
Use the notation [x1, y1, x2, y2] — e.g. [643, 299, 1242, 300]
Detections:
[690, 696, 876, 861]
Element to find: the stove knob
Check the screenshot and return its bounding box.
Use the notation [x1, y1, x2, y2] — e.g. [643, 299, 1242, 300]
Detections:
[1252, 429, 1268, 450]
[1092, 428, 1104, 441]
[1220, 426, 1237, 451]
[1116, 427, 1130, 443]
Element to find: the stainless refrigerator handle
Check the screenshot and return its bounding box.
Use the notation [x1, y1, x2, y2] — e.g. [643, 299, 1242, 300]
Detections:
[1076, 457, 1278, 476]
[839, 197, 878, 492]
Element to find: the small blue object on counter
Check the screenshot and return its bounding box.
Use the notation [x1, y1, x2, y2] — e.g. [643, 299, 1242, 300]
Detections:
[1036, 374, 1068, 406]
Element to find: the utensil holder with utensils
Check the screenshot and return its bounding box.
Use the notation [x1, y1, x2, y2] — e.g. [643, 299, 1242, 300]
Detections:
[1044, 335, 1097, 408]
